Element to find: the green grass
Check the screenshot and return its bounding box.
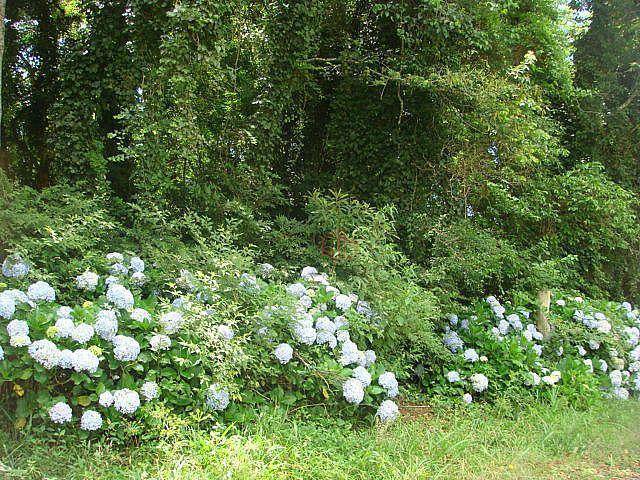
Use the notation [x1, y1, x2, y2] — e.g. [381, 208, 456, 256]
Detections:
[1, 399, 639, 479]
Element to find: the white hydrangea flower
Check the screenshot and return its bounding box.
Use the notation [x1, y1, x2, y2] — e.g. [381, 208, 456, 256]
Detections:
[110, 262, 129, 275]
[334, 294, 353, 311]
[54, 317, 75, 339]
[542, 370, 562, 385]
[291, 316, 317, 345]
[49, 402, 72, 424]
[112, 335, 140, 362]
[532, 344, 543, 356]
[463, 348, 479, 363]
[315, 317, 336, 333]
[27, 281, 55, 302]
[57, 349, 74, 369]
[113, 389, 141, 414]
[7, 319, 29, 338]
[80, 410, 103, 431]
[630, 346, 640, 362]
[129, 256, 145, 273]
[10, 335, 31, 347]
[217, 324, 234, 340]
[28, 339, 61, 369]
[446, 371, 461, 383]
[315, 330, 337, 348]
[352, 366, 372, 387]
[106, 252, 124, 263]
[130, 308, 151, 322]
[334, 316, 349, 330]
[286, 283, 306, 298]
[105, 275, 120, 286]
[588, 339, 600, 350]
[0, 292, 16, 320]
[239, 273, 259, 291]
[76, 271, 99, 291]
[72, 349, 100, 374]
[612, 387, 629, 400]
[0, 345, 4, 361]
[99, 391, 114, 408]
[339, 340, 361, 366]
[610, 370, 623, 388]
[159, 311, 183, 334]
[470, 373, 489, 393]
[629, 361, 640, 373]
[2, 254, 30, 278]
[336, 330, 350, 343]
[95, 310, 118, 341]
[342, 378, 365, 404]
[378, 371, 399, 398]
[443, 331, 464, 353]
[356, 300, 373, 318]
[525, 372, 541, 386]
[300, 266, 318, 280]
[258, 263, 274, 278]
[106, 284, 134, 310]
[463, 393, 473, 404]
[297, 295, 312, 309]
[274, 343, 294, 364]
[599, 359, 608, 372]
[4, 289, 30, 305]
[140, 381, 159, 401]
[624, 327, 640, 347]
[149, 334, 172, 352]
[130, 271, 146, 286]
[497, 319, 510, 335]
[364, 350, 376, 367]
[376, 400, 399, 422]
[205, 384, 230, 411]
[583, 359, 594, 373]
[71, 323, 95, 344]
[556, 299, 566, 307]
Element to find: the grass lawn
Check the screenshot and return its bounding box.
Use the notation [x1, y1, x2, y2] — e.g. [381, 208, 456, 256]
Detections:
[1, 399, 639, 480]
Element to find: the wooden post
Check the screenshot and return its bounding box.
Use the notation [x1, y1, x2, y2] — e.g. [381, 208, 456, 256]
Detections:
[536, 289, 551, 339]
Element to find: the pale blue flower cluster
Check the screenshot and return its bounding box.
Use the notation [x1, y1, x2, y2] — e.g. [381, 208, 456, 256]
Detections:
[76, 271, 99, 291]
[2, 254, 29, 278]
[113, 389, 141, 414]
[205, 384, 230, 411]
[274, 342, 293, 364]
[27, 281, 55, 302]
[106, 284, 134, 310]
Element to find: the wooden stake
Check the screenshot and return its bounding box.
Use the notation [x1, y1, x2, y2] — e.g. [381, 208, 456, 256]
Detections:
[536, 289, 551, 339]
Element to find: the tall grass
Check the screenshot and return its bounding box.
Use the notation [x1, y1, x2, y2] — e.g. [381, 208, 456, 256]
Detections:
[1, 399, 639, 479]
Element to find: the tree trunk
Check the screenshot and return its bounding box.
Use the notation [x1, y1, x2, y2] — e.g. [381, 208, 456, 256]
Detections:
[0, 0, 6, 149]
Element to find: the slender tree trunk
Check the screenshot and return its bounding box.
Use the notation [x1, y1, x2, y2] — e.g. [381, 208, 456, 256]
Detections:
[30, 0, 59, 189]
[0, 0, 6, 149]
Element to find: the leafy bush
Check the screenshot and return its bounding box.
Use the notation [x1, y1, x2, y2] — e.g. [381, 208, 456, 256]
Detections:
[267, 192, 446, 374]
[425, 294, 640, 406]
[0, 250, 403, 437]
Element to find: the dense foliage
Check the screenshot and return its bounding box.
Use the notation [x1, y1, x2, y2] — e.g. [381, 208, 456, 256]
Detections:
[3, 0, 640, 302]
[2, 0, 640, 434]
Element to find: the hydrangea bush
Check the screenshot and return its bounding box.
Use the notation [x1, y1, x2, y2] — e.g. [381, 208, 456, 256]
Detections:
[0, 253, 243, 437]
[427, 294, 640, 405]
[0, 254, 401, 437]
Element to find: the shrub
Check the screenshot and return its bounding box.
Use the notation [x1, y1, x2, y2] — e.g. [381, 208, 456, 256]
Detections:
[426, 294, 640, 406]
[0, 251, 402, 437]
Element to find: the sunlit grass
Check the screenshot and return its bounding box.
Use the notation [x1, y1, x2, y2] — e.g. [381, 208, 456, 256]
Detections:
[1, 399, 639, 479]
